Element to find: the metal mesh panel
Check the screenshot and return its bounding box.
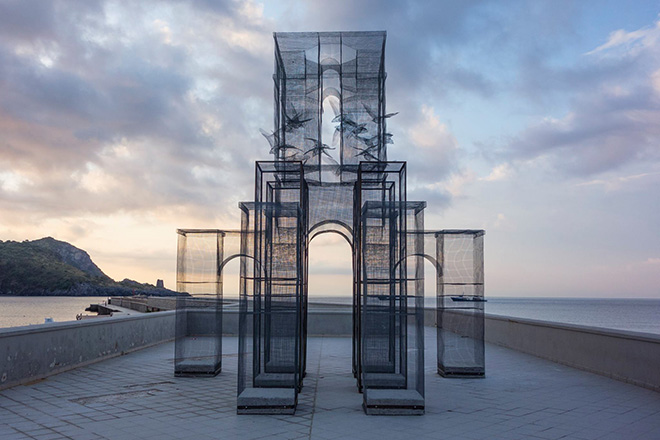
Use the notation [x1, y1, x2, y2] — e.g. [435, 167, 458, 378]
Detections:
[360, 200, 425, 414]
[354, 162, 406, 388]
[175, 230, 223, 377]
[256, 161, 307, 385]
[271, 32, 388, 184]
[237, 162, 306, 413]
[436, 230, 485, 377]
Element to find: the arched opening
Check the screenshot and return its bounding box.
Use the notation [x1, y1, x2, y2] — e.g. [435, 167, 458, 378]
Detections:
[307, 230, 353, 375]
[321, 65, 341, 182]
[424, 258, 439, 310]
[308, 231, 352, 303]
[218, 255, 241, 302]
[321, 96, 341, 182]
[218, 253, 265, 303]
[309, 219, 352, 245]
[390, 252, 440, 310]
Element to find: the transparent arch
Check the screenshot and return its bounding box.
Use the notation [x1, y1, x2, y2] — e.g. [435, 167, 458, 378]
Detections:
[308, 220, 353, 248]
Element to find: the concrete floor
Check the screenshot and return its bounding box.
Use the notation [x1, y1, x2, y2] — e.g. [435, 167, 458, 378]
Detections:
[1, 329, 659, 440]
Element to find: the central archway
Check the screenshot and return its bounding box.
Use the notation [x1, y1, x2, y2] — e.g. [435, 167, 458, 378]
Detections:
[306, 226, 354, 381]
[307, 227, 353, 301]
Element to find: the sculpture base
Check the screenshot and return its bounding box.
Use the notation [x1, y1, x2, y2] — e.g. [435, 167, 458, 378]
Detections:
[174, 360, 221, 377]
[437, 364, 485, 378]
[363, 389, 424, 415]
[237, 388, 297, 415]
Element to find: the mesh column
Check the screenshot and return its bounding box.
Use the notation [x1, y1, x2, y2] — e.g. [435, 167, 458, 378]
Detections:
[174, 230, 223, 377]
[436, 230, 485, 377]
[360, 200, 425, 415]
[237, 200, 304, 414]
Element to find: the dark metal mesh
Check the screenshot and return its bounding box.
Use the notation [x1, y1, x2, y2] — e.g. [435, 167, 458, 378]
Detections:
[354, 162, 406, 388]
[174, 31, 487, 415]
[359, 200, 425, 409]
[237, 160, 306, 410]
[436, 230, 485, 377]
[174, 230, 223, 376]
[271, 32, 389, 183]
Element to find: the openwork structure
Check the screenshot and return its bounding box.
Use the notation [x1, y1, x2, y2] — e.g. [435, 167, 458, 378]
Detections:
[176, 31, 485, 415]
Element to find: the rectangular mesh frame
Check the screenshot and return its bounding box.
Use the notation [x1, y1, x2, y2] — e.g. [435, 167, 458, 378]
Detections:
[175, 230, 224, 377]
[237, 202, 303, 410]
[436, 230, 485, 377]
[237, 160, 306, 413]
[353, 161, 406, 387]
[255, 161, 308, 384]
[360, 200, 425, 414]
[273, 31, 388, 183]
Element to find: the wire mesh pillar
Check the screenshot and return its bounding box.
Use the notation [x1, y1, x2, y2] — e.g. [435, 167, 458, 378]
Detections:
[354, 162, 406, 389]
[174, 230, 225, 377]
[436, 230, 486, 377]
[237, 161, 307, 414]
[358, 200, 426, 415]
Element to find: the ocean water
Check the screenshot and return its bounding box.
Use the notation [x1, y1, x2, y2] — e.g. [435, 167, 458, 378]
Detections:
[0, 296, 108, 329]
[2, 296, 659, 335]
[311, 295, 660, 335]
[485, 297, 660, 334]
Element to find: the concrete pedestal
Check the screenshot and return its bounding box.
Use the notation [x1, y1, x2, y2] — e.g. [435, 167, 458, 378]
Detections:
[363, 389, 424, 415]
[237, 388, 297, 415]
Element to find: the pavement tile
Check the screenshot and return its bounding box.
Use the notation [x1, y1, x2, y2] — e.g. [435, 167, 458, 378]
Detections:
[2, 331, 660, 440]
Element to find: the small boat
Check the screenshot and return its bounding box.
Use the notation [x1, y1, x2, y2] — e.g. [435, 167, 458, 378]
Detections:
[450, 295, 487, 302]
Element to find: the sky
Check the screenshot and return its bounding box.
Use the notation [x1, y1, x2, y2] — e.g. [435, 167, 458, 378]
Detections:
[1, 0, 659, 298]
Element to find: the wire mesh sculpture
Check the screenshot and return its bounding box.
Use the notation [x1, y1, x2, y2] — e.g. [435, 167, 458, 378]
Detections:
[175, 31, 485, 415]
[436, 230, 485, 377]
[359, 200, 426, 414]
[175, 230, 224, 376]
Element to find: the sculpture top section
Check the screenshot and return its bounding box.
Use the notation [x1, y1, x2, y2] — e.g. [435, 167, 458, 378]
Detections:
[264, 31, 394, 183]
[273, 31, 386, 77]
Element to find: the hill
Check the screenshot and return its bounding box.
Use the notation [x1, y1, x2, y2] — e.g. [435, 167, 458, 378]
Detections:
[0, 237, 177, 296]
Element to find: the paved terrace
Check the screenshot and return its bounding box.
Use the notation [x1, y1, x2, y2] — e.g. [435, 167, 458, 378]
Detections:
[1, 329, 659, 440]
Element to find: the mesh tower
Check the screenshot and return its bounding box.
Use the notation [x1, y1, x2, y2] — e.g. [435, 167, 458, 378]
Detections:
[359, 200, 426, 414]
[353, 162, 407, 388]
[271, 32, 389, 183]
[175, 230, 224, 377]
[436, 230, 485, 377]
[236, 161, 307, 414]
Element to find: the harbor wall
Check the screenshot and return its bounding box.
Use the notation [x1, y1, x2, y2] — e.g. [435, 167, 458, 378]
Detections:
[0, 311, 175, 391]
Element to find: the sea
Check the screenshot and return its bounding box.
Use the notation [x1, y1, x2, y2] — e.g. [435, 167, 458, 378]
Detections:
[313, 296, 660, 335]
[1, 296, 659, 335]
[0, 296, 108, 329]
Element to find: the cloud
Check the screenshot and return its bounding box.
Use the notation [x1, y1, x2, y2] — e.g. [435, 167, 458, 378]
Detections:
[480, 164, 512, 182]
[574, 171, 660, 192]
[400, 105, 461, 206]
[496, 16, 660, 178]
[587, 16, 660, 55]
[0, 0, 275, 228]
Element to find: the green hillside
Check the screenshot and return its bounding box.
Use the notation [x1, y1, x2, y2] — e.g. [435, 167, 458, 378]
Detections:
[0, 238, 176, 296]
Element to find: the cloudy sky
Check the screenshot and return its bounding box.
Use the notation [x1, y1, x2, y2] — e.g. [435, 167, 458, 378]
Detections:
[1, 0, 659, 298]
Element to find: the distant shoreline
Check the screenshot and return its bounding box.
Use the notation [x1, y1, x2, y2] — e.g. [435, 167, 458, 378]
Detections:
[1, 294, 142, 297]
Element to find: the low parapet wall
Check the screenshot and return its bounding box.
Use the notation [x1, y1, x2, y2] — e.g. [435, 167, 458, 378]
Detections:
[0, 311, 175, 391]
[483, 314, 660, 392]
[2, 303, 658, 393]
